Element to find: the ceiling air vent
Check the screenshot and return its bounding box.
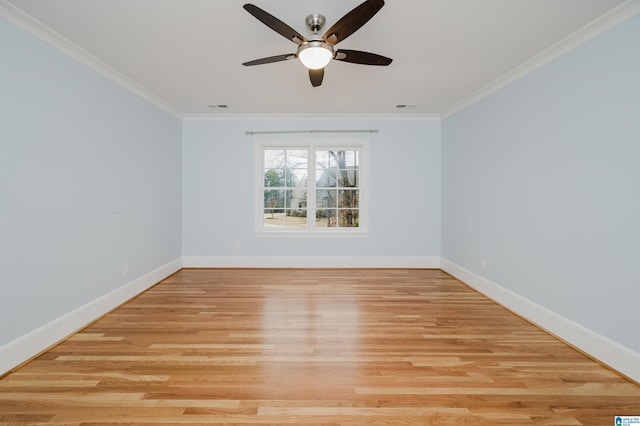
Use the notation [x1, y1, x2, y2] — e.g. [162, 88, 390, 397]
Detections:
[395, 104, 418, 109]
[207, 104, 229, 109]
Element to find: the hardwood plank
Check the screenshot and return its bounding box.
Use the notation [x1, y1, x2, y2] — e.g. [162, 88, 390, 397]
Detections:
[1, 268, 639, 425]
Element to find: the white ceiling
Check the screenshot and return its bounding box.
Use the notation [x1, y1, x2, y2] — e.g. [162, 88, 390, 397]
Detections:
[3, 0, 634, 116]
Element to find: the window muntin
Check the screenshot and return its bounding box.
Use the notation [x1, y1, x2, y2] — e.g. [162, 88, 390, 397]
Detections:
[256, 141, 367, 236]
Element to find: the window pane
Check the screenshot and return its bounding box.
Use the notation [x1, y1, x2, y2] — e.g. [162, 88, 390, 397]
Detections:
[338, 189, 359, 208]
[285, 150, 307, 169]
[325, 150, 359, 167]
[265, 149, 308, 189]
[264, 189, 285, 210]
[316, 151, 330, 169]
[288, 168, 307, 188]
[287, 188, 307, 210]
[345, 150, 359, 167]
[264, 169, 284, 187]
[315, 168, 337, 188]
[264, 150, 286, 169]
[316, 189, 337, 208]
[286, 209, 308, 228]
[263, 211, 284, 228]
[337, 169, 358, 187]
[315, 209, 337, 228]
[338, 209, 359, 227]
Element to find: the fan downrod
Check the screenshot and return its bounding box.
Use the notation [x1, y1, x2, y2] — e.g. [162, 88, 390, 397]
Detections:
[305, 14, 326, 34]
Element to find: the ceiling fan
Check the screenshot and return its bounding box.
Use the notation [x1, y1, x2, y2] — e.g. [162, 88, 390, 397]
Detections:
[242, 0, 392, 87]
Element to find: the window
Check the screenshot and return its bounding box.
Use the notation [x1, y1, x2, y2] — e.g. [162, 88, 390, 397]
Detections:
[255, 140, 368, 237]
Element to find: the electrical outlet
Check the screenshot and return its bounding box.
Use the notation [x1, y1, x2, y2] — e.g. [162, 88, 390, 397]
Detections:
[234, 241, 241, 251]
[123, 264, 129, 277]
[480, 259, 486, 271]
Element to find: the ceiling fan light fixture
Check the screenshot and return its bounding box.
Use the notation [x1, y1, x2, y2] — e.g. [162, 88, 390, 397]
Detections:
[242, 2, 391, 86]
[297, 41, 334, 70]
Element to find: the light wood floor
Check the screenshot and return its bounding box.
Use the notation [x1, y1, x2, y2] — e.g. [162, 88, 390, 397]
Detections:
[1, 269, 639, 425]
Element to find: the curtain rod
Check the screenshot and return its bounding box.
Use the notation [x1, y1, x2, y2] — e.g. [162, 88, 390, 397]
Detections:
[245, 129, 378, 135]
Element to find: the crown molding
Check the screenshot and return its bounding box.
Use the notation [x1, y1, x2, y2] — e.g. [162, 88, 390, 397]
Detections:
[1, 0, 183, 118]
[6, 0, 637, 122]
[183, 113, 441, 121]
[441, 0, 640, 119]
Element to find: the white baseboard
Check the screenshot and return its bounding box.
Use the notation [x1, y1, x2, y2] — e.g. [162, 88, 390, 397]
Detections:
[440, 258, 640, 383]
[182, 256, 441, 269]
[0, 257, 182, 376]
[6, 256, 638, 384]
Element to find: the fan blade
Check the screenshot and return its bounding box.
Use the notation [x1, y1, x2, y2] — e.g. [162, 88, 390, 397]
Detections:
[334, 49, 392, 66]
[309, 68, 324, 87]
[243, 54, 296, 66]
[243, 4, 307, 45]
[322, 0, 384, 45]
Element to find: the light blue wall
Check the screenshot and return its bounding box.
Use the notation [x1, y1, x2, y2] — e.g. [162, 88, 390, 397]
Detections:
[183, 118, 441, 257]
[0, 19, 183, 346]
[442, 16, 640, 352]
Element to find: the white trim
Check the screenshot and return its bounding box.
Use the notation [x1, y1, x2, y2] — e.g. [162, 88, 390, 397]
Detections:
[254, 231, 369, 239]
[440, 258, 640, 383]
[0, 257, 182, 376]
[0, 0, 183, 118]
[183, 256, 440, 269]
[441, 0, 640, 118]
[183, 113, 441, 121]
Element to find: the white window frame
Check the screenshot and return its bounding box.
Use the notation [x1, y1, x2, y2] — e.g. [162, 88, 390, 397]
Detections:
[254, 138, 369, 238]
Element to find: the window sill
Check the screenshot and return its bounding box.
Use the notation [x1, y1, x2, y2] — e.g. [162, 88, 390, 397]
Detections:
[254, 230, 369, 239]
